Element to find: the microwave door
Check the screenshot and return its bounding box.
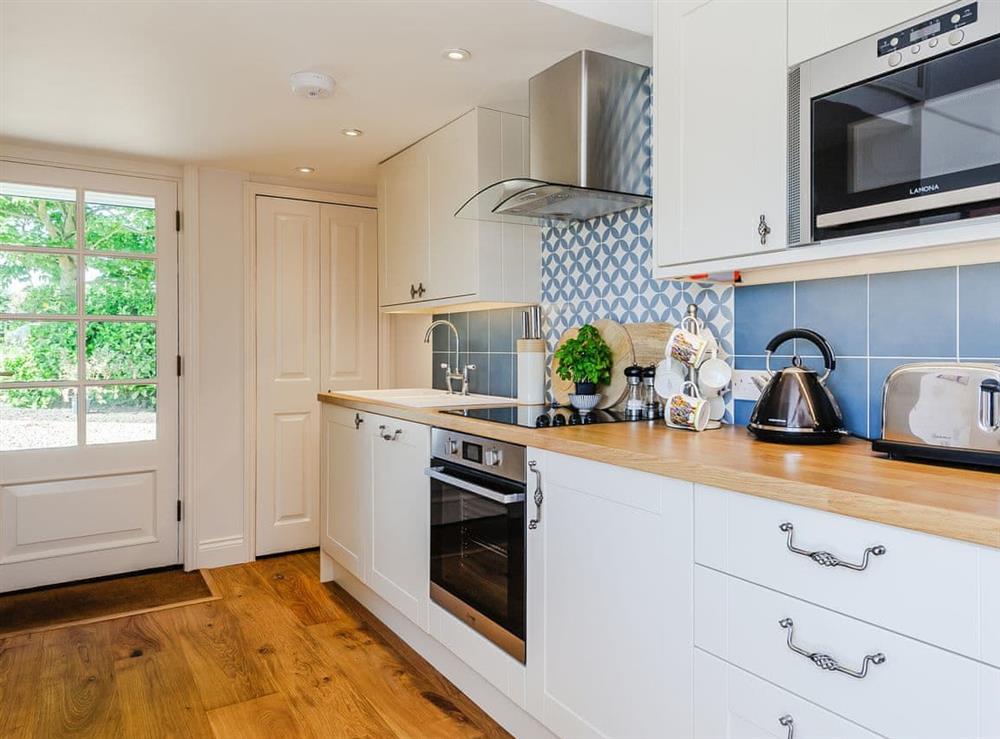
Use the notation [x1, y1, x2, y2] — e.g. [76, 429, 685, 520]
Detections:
[811, 35, 1000, 236]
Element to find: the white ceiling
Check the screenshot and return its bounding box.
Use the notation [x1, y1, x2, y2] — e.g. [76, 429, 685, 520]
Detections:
[0, 1, 651, 192]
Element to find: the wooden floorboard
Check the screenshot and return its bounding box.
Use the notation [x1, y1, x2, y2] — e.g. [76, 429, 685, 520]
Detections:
[0, 550, 509, 738]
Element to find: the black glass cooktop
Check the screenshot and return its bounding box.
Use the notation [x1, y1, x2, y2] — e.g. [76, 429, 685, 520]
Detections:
[441, 404, 636, 429]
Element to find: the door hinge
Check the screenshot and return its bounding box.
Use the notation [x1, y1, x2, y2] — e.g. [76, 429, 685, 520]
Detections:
[175, 210, 182, 232]
[177, 500, 183, 522]
[176, 354, 182, 376]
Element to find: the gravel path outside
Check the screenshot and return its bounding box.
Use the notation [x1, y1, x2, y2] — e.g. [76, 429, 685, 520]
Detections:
[0, 404, 155, 450]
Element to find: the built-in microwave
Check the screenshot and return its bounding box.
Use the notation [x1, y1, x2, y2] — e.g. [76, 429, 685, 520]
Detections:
[789, 1, 1000, 245]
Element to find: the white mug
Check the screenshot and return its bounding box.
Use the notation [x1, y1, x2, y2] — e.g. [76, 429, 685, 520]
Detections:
[698, 349, 732, 394]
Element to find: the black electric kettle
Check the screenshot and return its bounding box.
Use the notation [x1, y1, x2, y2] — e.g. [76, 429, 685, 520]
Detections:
[747, 328, 846, 444]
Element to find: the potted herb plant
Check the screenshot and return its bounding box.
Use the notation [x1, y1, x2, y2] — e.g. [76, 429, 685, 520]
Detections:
[553, 324, 614, 396]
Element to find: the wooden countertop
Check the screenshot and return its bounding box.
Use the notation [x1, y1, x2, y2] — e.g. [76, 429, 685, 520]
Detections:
[318, 392, 1000, 549]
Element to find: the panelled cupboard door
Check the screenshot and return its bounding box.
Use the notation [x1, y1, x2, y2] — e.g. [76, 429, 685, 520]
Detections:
[319, 203, 377, 392]
[255, 196, 321, 555]
[367, 415, 431, 630]
[379, 146, 428, 306]
[526, 449, 694, 739]
[694, 649, 882, 739]
[319, 404, 370, 581]
[426, 110, 477, 302]
[655, 0, 787, 268]
[788, 0, 951, 66]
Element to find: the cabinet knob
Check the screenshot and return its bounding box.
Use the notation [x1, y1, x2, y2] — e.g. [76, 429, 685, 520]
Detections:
[417, 282, 426, 297]
[354, 413, 364, 430]
[758, 214, 771, 246]
[410, 284, 418, 299]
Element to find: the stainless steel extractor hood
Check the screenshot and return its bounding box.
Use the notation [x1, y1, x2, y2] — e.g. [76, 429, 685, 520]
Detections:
[455, 50, 651, 225]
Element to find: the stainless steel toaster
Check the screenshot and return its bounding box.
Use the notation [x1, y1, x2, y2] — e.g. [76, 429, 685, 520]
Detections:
[872, 363, 1000, 467]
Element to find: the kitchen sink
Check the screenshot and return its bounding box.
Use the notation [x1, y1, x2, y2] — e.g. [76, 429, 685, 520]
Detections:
[334, 388, 514, 408]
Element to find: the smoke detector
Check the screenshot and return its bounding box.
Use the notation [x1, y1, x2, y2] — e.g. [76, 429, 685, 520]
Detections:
[289, 71, 335, 99]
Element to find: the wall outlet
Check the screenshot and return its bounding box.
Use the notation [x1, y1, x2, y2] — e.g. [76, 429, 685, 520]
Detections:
[732, 369, 766, 402]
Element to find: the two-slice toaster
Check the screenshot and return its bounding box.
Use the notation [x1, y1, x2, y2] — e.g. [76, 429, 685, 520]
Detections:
[872, 362, 1000, 467]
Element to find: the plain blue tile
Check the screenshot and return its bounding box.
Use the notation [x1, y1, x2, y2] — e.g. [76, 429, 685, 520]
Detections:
[467, 311, 489, 353]
[431, 314, 450, 352]
[734, 283, 794, 355]
[450, 312, 469, 354]
[959, 262, 1000, 359]
[794, 275, 867, 357]
[432, 353, 449, 390]
[869, 268, 956, 357]
[489, 354, 514, 398]
[821, 358, 868, 438]
[489, 309, 515, 352]
[733, 400, 755, 426]
[468, 353, 489, 395]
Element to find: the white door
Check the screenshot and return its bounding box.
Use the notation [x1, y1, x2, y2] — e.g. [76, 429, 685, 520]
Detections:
[367, 415, 430, 628]
[256, 196, 377, 555]
[526, 450, 694, 739]
[0, 162, 179, 592]
[319, 403, 369, 580]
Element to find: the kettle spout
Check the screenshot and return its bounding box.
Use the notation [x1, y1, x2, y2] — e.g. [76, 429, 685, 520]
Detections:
[751, 373, 769, 392]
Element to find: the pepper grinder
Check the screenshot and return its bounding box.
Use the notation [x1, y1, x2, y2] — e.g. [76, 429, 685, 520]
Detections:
[624, 365, 644, 420]
[642, 364, 662, 420]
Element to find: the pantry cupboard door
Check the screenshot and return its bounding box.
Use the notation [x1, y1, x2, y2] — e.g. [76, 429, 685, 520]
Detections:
[0, 162, 179, 592]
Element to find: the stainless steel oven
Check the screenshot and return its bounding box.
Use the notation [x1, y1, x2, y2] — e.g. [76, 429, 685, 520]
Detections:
[789, 1, 1000, 245]
[426, 428, 526, 662]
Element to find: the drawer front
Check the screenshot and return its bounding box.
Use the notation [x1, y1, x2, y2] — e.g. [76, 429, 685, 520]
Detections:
[368, 413, 428, 443]
[695, 485, 981, 659]
[695, 649, 882, 739]
[695, 566, 982, 739]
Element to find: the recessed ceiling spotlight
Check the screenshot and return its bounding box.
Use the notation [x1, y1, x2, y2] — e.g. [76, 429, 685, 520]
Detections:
[295, 166, 315, 174]
[289, 71, 335, 99]
[341, 128, 363, 137]
[442, 48, 471, 62]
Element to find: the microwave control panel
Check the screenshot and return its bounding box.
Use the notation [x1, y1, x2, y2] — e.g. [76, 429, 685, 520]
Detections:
[877, 3, 978, 56]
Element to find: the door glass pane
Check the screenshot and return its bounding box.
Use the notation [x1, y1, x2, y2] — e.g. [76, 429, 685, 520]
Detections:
[86, 385, 156, 444]
[0, 320, 78, 381]
[85, 256, 156, 316]
[0, 387, 77, 451]
[84, 192, 156, 254]
[85, 321, 156, 380]
[0, 183, 77, 248]
[0, 251, 77, 314]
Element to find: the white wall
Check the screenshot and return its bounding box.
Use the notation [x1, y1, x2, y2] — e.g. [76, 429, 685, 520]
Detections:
[190, 167, 250, 567]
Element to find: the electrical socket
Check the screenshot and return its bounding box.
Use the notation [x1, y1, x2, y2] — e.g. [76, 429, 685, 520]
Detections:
[732, 369, 766, 402]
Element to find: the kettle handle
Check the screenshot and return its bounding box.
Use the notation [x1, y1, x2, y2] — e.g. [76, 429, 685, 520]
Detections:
[764, 328, 836, 383]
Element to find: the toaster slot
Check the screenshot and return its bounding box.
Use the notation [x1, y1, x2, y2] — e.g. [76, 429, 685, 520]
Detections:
[980, 379, 1000, 432]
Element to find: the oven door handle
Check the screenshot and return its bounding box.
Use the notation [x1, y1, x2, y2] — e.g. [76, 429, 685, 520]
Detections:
[424, 466, 526, 505]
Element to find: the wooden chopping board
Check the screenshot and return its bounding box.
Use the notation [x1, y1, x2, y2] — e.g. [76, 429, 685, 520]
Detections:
[625, 322, 674, 367]
[551, 319, 635, 409]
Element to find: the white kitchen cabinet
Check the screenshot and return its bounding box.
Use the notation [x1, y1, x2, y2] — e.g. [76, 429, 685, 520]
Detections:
[366, 415, 431, 629]
[525, 449, 694, 739]
[654, 0, 788, 272]
[378, 107, 539, 311]
[694, 649, 881, 739]
[788, 1, 950, 65]
[319, 404, 370, 581]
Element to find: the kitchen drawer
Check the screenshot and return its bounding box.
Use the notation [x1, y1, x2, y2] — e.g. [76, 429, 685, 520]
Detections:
[695, 566, 986, 739]
[695, 484, 984, 661]
[694, 648, 882, 739]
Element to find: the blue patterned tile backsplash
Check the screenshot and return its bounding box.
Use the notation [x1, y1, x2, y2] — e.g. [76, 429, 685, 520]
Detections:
[734, 264, 1000, 439]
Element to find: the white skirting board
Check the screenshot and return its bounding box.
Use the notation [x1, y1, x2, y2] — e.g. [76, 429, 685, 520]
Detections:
[319, 551, 556, 739]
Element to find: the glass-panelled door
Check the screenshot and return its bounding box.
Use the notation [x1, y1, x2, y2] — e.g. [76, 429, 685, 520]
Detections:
[0, 162, 179, 593]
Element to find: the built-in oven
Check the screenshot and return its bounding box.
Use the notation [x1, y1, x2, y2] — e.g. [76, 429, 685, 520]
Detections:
[426, 428, 526, 662]
[789, 1, 1000, 245]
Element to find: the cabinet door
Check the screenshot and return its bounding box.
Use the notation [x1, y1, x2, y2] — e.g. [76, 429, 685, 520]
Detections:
[379, 146, 428, 306]
[426, 111, 478, 301]
[788, 1, 949, 66]
[368, 416, 431, 629]
[526, 450, 694, 739]
[319, 404, 370, 581]
[656, 0, 787, 268]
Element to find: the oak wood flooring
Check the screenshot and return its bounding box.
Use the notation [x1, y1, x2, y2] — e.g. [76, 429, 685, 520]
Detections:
[0, 551, 509, 739]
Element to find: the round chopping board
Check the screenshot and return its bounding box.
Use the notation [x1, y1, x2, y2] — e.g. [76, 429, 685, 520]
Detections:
[550, 319, 635, 409]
